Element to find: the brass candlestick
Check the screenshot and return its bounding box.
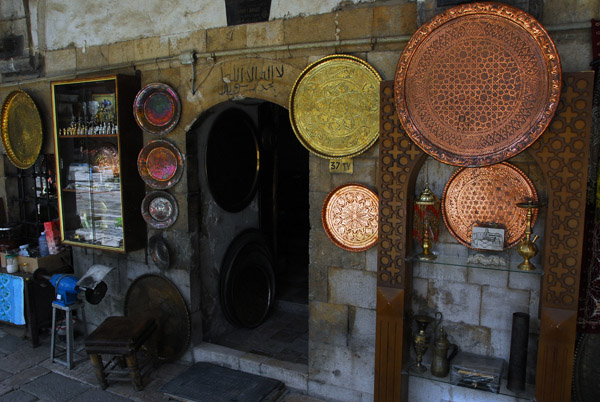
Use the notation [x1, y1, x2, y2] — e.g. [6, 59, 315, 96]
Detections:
[516, 201, 543, 271]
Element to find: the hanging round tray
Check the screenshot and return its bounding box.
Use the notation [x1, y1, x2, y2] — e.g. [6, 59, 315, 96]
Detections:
[141, 190, 179, 229]
[124, 274, 190, 362]
[394, 2, 561, 167]
[133, 83, 181, 135]
[148, 234, 170, 270]
[1, 90, 43, 169]
[289, 54, 382, 159]
[137, 139, 184, 189]
[322, 183, 379, 252]
[441, 162, 538, 249]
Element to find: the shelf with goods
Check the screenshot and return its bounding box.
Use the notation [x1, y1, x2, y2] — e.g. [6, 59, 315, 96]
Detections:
[51, 75, 146, 252]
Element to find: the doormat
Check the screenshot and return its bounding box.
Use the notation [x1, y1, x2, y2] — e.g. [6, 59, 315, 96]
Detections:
[159, 362, 285, 402]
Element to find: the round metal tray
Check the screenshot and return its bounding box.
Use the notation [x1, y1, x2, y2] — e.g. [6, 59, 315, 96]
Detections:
[124, 274, 190, 362]
[141, 190, 179, 229]
[134, 83, 181, 136]
[395, 2, 561, 166]
[289, 54, 382, 159]
[1, 90, 43, 169]
[322, 183, 379, 252]
[441, 162, 538, 249]
[137, 139, 184, 189]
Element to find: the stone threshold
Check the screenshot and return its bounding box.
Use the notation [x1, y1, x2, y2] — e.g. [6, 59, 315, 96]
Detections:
[192, 342, 309, 393]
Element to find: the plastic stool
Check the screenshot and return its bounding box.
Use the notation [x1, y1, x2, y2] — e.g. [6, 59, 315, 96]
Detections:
[50, 301, 88, 369]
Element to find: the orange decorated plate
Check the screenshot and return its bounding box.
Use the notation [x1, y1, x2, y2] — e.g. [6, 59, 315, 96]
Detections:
[442, 162, 538, 249]
[322, 183, 379, 252]
[134, 83, 180, 135]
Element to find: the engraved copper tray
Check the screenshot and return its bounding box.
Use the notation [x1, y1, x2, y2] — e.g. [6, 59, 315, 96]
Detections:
[134, 83, 181, 136]
[1, 90, 43, 169]
[137, 139, 183, 189]
[289, 54, 382, 158]
[141, 190, 179, 229]
[322, 183, 379, 252]
[124, 274, 190, 362]
[395, 3, 561, 167]
[442, 162, 538, 249]
[91, 143, 119, 176]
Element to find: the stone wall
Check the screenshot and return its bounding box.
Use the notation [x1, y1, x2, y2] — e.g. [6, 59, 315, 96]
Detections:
[1, 1, 599, 401]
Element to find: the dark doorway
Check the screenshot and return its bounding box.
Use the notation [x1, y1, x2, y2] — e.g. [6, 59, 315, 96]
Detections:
[197, 99, 309, 365]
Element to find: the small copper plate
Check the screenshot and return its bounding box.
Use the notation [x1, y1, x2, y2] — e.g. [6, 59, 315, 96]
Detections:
[141, 191, 178, 229]
[289, 54, 382, 159]
[442, 162, 538, 249]
[322, 183, 379, 252]
[137, 139, 184, 189]
[134, 83, 181, 136]
[1, 90, 43, 169]
[395, 3, 561, 166]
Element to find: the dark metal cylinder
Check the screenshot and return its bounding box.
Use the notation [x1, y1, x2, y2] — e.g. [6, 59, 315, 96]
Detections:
[507, 312, 530, 391]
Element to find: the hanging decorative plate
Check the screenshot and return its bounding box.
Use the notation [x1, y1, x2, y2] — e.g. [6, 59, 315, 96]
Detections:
[289, 54, 382, 159]
[91, 143, 119, 176]
[322, 183, 379, 252]
[133, 83, 181, 135]
[148, 234, 170, 270]
[124, 274, 190, 362]
[394, 2, 561, 167]
[141, 191, 179, 229]
[137, 139, 184, 189]
[1, 90, 43, 169]
[442, 162, 538, 249]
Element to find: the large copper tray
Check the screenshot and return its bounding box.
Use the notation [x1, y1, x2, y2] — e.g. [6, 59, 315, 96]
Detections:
[1, 90, 43, 169]
[124, 274, 190, 362]
[289, 54, 382, 159]
[134, 83, 181, 136]
[322, 183, 379, 252]
[137, 139, 183, 189]
[395, 2, 561, 167]
[442, 162, 538, 249]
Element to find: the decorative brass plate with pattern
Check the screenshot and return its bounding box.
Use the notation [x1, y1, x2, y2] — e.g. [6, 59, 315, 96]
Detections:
[395, 2, 561, 167]
[289, 54, 382, 158]
[322, 183, 379, 252]
[1, 90, 43, 169]
[442, 162, 538, 249]
[137, 139, 183, 190]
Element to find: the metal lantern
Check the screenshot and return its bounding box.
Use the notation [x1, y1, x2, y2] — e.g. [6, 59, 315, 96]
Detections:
[413, 183, 440, 259]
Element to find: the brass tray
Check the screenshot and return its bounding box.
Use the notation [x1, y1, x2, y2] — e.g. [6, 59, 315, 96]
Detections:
[91, 143, 119, 176]
[289, 54, 382, 159]
[442, 162, 538, 249]
[141, 190, 179, 229]
[322, 183, 379, 252]
[137, 139, 183, 189]
[124, 274, 190, 362]
[395, 2, 561, 167]
[134, 83, 181, 135]
[148, 234, 170, 270]
[1, 90, 43, 169]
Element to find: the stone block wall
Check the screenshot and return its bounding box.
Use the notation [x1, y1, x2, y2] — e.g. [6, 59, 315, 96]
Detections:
[1, 1, 598, 401]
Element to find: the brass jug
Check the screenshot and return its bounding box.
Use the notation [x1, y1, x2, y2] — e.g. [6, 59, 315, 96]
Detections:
[430, 326, 458, 378]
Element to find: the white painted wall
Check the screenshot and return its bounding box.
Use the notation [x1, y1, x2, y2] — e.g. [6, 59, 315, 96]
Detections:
[36, 0, 375, 50]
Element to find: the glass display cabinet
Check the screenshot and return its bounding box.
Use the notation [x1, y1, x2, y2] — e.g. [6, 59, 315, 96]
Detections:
[51, 75, 146, 252]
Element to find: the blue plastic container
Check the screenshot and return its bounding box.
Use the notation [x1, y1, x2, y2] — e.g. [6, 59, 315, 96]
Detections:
[38, 232, 49, 257]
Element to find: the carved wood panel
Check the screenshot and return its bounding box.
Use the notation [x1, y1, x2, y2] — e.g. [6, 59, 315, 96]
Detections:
[529, 72, 593, 310]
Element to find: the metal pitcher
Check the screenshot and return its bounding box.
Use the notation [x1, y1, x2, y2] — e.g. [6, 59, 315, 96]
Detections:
[430, 326, 458, 378]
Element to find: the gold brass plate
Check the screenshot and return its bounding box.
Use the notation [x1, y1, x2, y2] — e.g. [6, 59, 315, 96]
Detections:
[1, 90, 43, 169]
[289, 54, 382, 159]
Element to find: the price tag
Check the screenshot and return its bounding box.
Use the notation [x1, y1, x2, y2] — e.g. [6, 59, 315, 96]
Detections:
[329, 159, 353, 174]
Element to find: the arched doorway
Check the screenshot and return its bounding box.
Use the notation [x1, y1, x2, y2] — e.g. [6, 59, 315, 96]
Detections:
[191, 98, 309, 365]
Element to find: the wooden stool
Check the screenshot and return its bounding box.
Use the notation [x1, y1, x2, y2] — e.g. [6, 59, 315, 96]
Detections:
[85, 316, 157, 391]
